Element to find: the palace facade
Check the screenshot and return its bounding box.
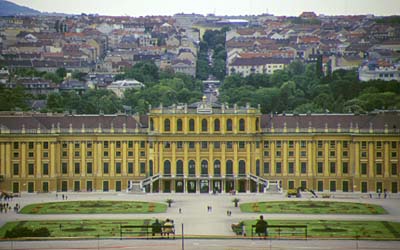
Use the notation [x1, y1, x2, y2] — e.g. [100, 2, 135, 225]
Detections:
[0, 99, 399, 194]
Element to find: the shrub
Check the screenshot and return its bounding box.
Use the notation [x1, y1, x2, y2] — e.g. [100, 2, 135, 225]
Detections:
[5, 226, 50, 238]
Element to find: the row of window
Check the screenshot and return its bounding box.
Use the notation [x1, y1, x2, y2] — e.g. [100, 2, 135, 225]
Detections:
[12, 160, 400, 177]
[155, 117, 260, 132]
[10, 141, 144, 150]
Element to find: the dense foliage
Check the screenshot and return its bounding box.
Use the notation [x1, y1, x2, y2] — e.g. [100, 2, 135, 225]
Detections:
[196, 28, 228, 80]
[5, 226, 50, 238]
[219, 61, 400, 114]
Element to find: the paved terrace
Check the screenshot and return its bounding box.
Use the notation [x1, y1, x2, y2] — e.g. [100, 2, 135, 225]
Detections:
[0, 192, 399, 249]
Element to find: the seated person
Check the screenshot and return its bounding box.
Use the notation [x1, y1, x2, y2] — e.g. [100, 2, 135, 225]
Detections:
[163, 219, 174, 238]
[255, 215, 268, 237]
[151, 219, 162, 236]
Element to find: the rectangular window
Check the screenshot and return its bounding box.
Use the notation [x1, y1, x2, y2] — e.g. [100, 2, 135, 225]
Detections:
[330, 140, 335, 148]
[342, 181, 349, 192]
[201, 141, 208, 149]
[276, 141, 281, 148]
[214, 142, 220, 149]
[28, 142, 34, 149]
[62, 151, 67, 157]
[43, 142, 49, 149]
[392, 163, 398, 175]
[28, 163, 34, 175]
[392, 182, 398, 193]
[103, 151, 109, 157]
[361, 163, 368, 175]
[28, 152, 34, 158]
[62, 142, 68, 149]
[317, 181, 323, 192]
[42, 163, 49, 175]
[288, 162, 294, 174]
[264, 151, 269, 157]
[189, 141, 195, 149]
[140, 151, 145, 157]
[361, 141, 367, 149]
[140, 141, 145, 148]
[301, 181, 307, 190]
[104, 141, 109, 148]
[13, 142, 19, 149]
[330, 151, 335, 157]
[376, 163, 382, 175]
[330, 181, 336, 192]
[376, 152, 382, 158]
[342, 162, 349, 174]
[343, 141, 348, 148]
[128, 141, 133, 148]
[376, 141, 382, 149]
[177, 141, 183, 149]
[13, 152, 19, 158]
[301, 162, 307, 174]
[391, 152, 397, 158]
[74, 163, 80, 174]
[263, 162, 270, 174]
[87, 151, 92, 157]
[288, 180, 295, 189]
[317, 141, 323, 148]
[330, 162, 336, 174]
[164, 142, 171, 149]
[276, 151, 281, 157]
[115, 162, 121, 174]
[62, 162, 68, 174]
[317, 162, 323, 174]
[87, 181, 93, 192]
[116, 151, 121, 157]
[74, 151, 80, 157]
[226, 141, 233, 149]
[87, 162, 93, 174]
[128, 162, 134, 174]
[87, 142, 92, 148]
[263, 141, 269, 148]
[75, 142, 80, 149]
[317, 151, 323, 157]
[392, 141, 397, 149]
[361, 151, 367, 158]
[103, 162, 109, 174]
[13, 163, 19, 175]
[300, 141, 306, 148]
[288, 151, 294, 157]
[128, 151, 133, 157]
[300, 151, 306, 157]
[276, 162, 282, 174]
[140, 162, 146, 174]
[116, 141, 121, 148]
[238, 141, 245, 149]
[288, 141, 294, 148]
[74, 181, 80, 192]
[342, 151, 348, 157]
[116, 181, 122, 192]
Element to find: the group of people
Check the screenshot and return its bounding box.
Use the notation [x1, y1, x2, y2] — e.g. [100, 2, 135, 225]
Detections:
[0, 202, 20, 213]
[151, 218, 174, 238]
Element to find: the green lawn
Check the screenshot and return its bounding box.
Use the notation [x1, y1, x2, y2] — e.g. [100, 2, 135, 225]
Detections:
[20, 200, 167, 214]
[240, 201, 387, 214]
[0, 219, 159, 238]
[241, 220, 400, 240]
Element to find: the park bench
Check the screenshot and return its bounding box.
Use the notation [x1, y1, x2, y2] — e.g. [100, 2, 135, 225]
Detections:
[120, 224, 175, 239]
[251, 224, 307, 239]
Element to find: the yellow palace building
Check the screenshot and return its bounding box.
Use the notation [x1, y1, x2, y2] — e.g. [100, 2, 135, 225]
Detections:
[0, 98, 399, 195]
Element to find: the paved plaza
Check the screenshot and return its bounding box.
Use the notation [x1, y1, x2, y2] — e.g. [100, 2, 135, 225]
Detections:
[0, 192, 400, 249]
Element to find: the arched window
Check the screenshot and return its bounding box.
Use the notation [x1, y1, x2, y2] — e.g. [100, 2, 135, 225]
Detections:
[226, 119, 233, 132]
[177, 119, 183, 132]
[150, 118, 154, 131]
[189, 119, 195, 132]
[255, 118, 259, 131]
[214, 119, 220, 132]
[201, 160, 208, 176]
[164, 119, 170, 132]
[226, 160, 233, 176]
[214, 160, 221, 177]
[201, 119, 208, 132]
[176, 160, 183, 176]
[239, 160, 246, 176]
[188, 160, 196, 176]
[164, 160, 171, 176]
[239, 118, 245, 132]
